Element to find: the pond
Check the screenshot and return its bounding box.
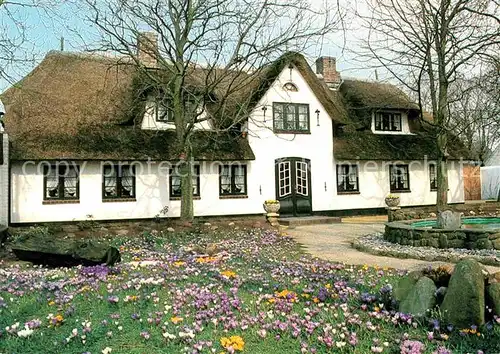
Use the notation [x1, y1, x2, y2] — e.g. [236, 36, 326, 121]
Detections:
[411, 217, 500, 230]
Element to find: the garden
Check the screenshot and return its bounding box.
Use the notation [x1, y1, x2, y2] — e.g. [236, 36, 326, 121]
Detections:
[0, 224, 499, 353]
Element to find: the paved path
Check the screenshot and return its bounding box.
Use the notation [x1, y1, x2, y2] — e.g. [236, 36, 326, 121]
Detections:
[287, 222, 500, 272]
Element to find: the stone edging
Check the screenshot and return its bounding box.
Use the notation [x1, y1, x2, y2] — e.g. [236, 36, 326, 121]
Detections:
[352, 233, 500, 267]
[384, 217, 500, 250]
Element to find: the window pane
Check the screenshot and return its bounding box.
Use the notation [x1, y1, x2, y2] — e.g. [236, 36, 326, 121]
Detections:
[285, 105, 297, 130]
[233, 166, 246, 194]
[121, 166, 135, 198]
[63, 167, 78, 198]
[46, 167, 59, 199]
[103, 166, 118, 198]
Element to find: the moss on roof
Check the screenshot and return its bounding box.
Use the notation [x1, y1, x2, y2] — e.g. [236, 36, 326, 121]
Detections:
[1, 51, 254, 161]
[333, 131, 470, 161]
[340, 79, 419, 110]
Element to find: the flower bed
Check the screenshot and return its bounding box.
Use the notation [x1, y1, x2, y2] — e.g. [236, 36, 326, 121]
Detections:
[1, 228, 499, 353]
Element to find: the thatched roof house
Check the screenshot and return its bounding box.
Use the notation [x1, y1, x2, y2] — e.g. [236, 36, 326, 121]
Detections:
[0, 50, 466, 161]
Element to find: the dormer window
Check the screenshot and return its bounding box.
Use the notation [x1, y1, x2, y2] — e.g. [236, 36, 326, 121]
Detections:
[155, 99, 199, 123]
[156, 101, 174, 122]
[375, 112, 402, 131]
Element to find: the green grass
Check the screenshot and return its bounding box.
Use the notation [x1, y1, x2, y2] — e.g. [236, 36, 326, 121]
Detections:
[0, 227, 498, 354]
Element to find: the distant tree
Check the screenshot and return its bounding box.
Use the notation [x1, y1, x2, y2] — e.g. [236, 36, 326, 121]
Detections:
[360, 0, 500, 209]
[449, 63, 500, 164]
[82, 0, 343, 221]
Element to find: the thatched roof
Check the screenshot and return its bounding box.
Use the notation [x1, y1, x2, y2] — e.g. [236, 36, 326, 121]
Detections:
[340, 79, 419, 110]
[334, 131, 469, 161]
[2, 50, 445, 163]
[1, 51, 255, 161]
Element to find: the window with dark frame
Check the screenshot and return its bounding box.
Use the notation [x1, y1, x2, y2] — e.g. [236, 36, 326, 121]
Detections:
[390, 164, 410, 192]
[102, 164, 136, 199]
[169, 165, 200, 198]
[336, 164, 359, 193]
[44, 164, 79, 200]
[273, 102, 310, 133]
[219, 165, 247, 196]
[156, 99, 198, 123]
[429, 164, 437, 191]
[374, 112, 402, 131]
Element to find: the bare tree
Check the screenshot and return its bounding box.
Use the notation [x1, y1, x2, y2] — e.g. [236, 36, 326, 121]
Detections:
[0, 0, 62, 84]
[360, 0, 499, 209]
[449, 63, 500, 164]
[81, 0, 343, 221]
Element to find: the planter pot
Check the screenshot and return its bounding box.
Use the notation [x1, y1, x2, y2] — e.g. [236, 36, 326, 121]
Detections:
[263, 202, 280, 214]
[385, 197, 400, 208]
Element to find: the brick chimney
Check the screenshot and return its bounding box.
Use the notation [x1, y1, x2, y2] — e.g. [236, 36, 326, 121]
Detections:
[137, 32, 158, 68]
[315, 56, 341, 88]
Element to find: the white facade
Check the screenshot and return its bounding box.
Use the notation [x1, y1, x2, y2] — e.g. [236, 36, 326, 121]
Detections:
[485, 145, 500, 166]
[8, 65, 465, 223]
[481, 166, 500, 200]
[0, 134, 8, 225]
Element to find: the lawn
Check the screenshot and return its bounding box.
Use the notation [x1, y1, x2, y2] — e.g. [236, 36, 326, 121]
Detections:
[0, 226, 499, 354]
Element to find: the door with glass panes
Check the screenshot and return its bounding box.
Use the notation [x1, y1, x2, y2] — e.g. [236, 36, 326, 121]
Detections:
[275, 157, 312, 216]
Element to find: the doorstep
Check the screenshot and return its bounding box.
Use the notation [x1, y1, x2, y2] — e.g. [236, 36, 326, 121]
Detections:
[278, 216, 341, 227]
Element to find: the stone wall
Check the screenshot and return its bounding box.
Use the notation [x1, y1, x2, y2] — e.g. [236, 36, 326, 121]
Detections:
[391, 202, 500, 222]
[384, 220, 500, 250]
[0, 133, 8, 226]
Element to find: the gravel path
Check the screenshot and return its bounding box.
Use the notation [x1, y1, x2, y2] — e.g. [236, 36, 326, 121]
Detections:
[287, 223, 500, 273]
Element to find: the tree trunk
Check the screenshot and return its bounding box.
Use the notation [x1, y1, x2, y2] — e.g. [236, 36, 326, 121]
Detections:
[436, 132, 448, 210]
[179, 156, 194, 221]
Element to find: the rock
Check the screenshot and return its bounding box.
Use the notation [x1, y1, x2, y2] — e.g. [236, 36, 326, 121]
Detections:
[11, 233, 121, 267]
[470, 210, 476, 215]
[436, 286, 447, 305]
[210, 226, 219, 231]
[394, 271, 422, 303]
[489, 272, 500, 284]
[166, 227, 175, 232]
[487, 283, 500, 316]
[228, 222, 235, 226]
[399, 276, 437, 317]
[115, 229, 129, 236]
[475, 238, 493, 250]
[493, 238, 500, 250]
[429, 212, 437, 218]
[437, 210, 461, 229]
[183, 222, 192, 227]
[204, 222, 211, 226]
[441, 259, 485, 328]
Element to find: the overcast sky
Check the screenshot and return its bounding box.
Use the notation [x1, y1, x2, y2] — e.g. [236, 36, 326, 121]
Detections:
[0, 0, 380, 92]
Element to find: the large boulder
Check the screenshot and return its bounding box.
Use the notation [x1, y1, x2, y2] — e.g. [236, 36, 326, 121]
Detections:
[487, 283, 500, 317]
[11, 233, 120, 267]
[399, 276, 437, 317]
[394, 271, 422, 303]
[441, 259, 485, 328]
[437, 210, 461, 229]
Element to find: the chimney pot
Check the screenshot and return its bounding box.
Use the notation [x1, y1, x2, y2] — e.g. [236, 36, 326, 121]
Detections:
[316, 56, 341, 87]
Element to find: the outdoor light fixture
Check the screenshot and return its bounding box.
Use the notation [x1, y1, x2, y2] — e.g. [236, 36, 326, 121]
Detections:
[259, 185, 262, 195]
[262, 106, 268, 123]
[315, 109, 320, 126]
[324, 182, 327, 191]
[288, 63, 293, 80]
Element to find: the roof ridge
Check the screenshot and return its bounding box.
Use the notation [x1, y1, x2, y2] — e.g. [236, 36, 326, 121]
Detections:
[45, 50, 132, 64]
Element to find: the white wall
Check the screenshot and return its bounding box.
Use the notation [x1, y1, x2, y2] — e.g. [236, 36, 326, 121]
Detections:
[481, 166, 500, 200]
[0, 134, 8, 225]
[10, 160, 265, 223]
[330, 161, 464, 211]
[246, 65, 337, 212]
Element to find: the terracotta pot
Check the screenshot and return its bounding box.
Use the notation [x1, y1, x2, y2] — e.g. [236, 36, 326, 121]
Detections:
[263, 202, 280, 214]
[385, 197, 400, 207]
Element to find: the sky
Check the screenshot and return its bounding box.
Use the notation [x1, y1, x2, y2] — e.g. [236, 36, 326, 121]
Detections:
[0, 0, 377, 92]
